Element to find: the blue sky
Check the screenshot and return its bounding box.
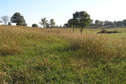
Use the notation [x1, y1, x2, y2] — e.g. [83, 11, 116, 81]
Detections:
[0, 0, 126, 26]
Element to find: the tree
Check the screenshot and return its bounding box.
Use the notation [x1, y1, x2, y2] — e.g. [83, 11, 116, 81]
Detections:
[113, 21, 117, 26]
[46, 23, 50, 28]
[73, 11, 91, 33]
[104, 20, 114, 26]
[116, 21, 123, 27]
[123, 19, 126, 26]
[8, 22, 11, 25]
[11, 12, 25, 26]
[68, 19, 77, 32]
[95, 20, 103, 27]
[22, 22, 27, 26]
[50, 19, 55, 28]
[32, 24, 38, 27]
[1, 15, 9, 25]
[95, 20, 100, 25]
[39, 18, 48, 28]
[64, 23, 69, 28]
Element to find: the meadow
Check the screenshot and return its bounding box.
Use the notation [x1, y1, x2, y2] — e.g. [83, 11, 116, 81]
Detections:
[0, 26, 126, 83]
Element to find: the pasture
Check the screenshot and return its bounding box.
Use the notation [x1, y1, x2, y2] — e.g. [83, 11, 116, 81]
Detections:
[0, 26, 126, 83]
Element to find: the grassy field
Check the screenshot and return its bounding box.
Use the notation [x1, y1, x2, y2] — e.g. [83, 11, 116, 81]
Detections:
[0, 26, 126, 83]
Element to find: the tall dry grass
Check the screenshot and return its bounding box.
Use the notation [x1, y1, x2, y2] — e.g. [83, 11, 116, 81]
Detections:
[62, 33, 126, 61]
[0, 25, 125, 59]
[0, 26, 68, 56]
[0, 26, 126, 83]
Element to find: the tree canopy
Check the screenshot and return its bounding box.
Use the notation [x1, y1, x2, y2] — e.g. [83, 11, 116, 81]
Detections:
[32, 24, 39, 27]
[68, 19, 77, 32]
[11, 12, 26, 26]
[67, 11, 91, 33]
[39, 18, 48, 28]
[50, 19, 55, 28]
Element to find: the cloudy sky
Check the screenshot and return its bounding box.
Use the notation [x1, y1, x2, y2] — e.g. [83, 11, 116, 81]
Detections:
[0, 0, 126, 26]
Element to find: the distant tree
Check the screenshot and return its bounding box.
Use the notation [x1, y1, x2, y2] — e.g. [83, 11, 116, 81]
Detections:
[22, 22, 27, 26]
[90, 19, 93, 24]
[95, 20, 103, 26]
[68, 19, 77, 32]
[114, 21, 117, 26]
[104, 20, 114, 26]
[64, 23, 69, 28]
[8, 22, 11, 25]
[11, 12, 25, 26]
[60, 25, 62, 28]
[73, 11, 91, 33]
[32, 24, 38, 27]
[1, 15, 9, 25]
[55, 25, 59, 28]
[39, 18, 48, 28]
[95, 20, 100, 25]
[0, 20, 3, 23]
[50, 19, 55, 27]
[46, 23, 50, 28]
[116, 21, 123, 27]
[123, 19, 126, 26]
[107, 22, 114, 26]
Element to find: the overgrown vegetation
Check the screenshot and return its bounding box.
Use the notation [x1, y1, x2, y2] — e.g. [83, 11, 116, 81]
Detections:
[0, 26, 126, 83]
[98, 29, 120, 33]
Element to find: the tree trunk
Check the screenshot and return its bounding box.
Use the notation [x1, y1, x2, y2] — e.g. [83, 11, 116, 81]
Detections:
[80, 28, 83, 34]
[73, 27, 74, 32]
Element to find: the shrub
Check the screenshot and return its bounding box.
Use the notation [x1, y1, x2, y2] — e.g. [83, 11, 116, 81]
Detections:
[32, 24, 38, 27]
[98, 29, 120, 33]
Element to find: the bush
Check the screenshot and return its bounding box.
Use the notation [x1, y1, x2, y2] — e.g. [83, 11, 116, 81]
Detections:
[98, 29, 120, 33]
[32, 24, 38, 27]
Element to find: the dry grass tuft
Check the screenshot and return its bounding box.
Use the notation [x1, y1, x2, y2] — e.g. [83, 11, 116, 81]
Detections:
[0, 45, 22, 56]
[0, 71, 8, 84]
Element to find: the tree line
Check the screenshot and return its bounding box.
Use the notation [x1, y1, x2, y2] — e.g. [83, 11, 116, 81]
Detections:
[94, 20, 126, 27]
[1, 11, 126, 33]
[0, 12, 56, 28]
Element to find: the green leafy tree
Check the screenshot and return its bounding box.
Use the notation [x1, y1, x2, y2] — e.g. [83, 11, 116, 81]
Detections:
[46, 23, 50, 28]
[73, 11, 91, 33]
[50, 19, 55, 28]
[11, 12, 25, 26]
[39, 18, 48, 28]
[68, 19, 77, 32]
[32, 24, 38, 27]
